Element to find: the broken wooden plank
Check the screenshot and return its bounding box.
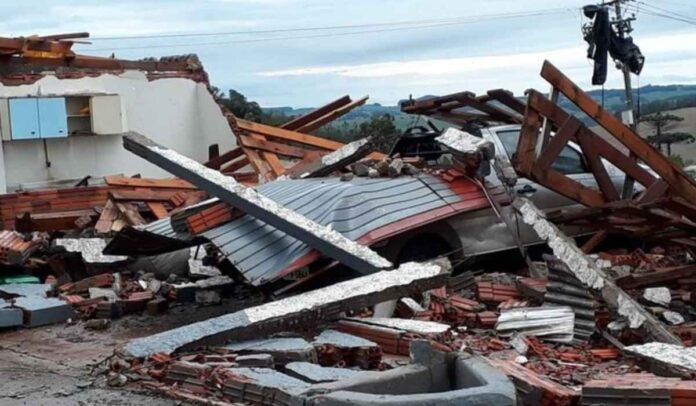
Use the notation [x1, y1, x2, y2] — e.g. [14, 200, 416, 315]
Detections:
[220, 156, 250, 174]
[282, 95, 352, 131]
[204, 147, 244, 170]
[615, 264, 696, 290]
[514, 198, 682, 345]
[249, 133, 285, 178]
[95, 199, 119, 234]
[146, 202, 168, 219]
[239, 134, 308, 159]
[109, 189, 179, 202]
[15, 209, 97, 232]
[295, 96, 369, 133]
[104, 176, 197, 190]
[486, 89, 526, 116]
[123, 261, 448, 357]
[123, 132, 392, 275]
[114, 202, 146, 226]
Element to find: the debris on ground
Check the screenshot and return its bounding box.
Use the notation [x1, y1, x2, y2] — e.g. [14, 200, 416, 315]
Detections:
[2, 35, 696, 406]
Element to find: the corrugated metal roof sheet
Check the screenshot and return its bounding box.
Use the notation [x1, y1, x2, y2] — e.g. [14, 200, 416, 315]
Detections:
[116, 174, 488, 286]
[202, 175, 459, 285]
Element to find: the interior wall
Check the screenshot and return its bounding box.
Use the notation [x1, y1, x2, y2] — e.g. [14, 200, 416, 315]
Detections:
[0, 71, 236, 192]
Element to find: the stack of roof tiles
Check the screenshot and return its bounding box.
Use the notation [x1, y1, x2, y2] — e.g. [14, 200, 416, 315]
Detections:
[477, 280, 521, 303]
[0, 230, 42, 265]
[488, 358, 580, 406]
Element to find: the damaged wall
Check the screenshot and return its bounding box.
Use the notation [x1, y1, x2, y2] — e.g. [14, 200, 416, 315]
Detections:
[0, 71, 236, 192]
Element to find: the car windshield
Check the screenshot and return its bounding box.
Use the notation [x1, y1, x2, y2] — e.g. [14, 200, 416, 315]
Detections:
[496, 129, 587, 174]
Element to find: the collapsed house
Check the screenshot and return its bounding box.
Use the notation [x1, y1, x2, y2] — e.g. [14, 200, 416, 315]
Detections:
[2, 33, 696, 406]
[0, 33, 234, 192]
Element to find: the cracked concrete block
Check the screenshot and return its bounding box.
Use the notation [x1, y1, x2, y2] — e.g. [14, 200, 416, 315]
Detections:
[643, 287, 671, 307]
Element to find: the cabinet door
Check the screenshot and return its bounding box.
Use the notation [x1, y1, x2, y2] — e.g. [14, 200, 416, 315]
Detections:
[37, 97, 68, 138]
[9, 98, 40, 140]
[90, 95, 123, 134]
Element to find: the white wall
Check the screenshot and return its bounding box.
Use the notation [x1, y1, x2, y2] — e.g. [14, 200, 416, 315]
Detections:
[0, 71, 236, 192]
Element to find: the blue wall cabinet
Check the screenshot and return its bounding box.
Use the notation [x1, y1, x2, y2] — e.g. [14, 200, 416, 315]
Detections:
[8, 98, 40, 140]
[8, 97, 68, 140]
[37, 98, 68, 138]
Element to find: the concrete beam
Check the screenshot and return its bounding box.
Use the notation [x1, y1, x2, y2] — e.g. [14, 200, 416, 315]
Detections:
[514, 198, 682, 345]
[123, 261, 448, 358]
[123, 132, 391, 275]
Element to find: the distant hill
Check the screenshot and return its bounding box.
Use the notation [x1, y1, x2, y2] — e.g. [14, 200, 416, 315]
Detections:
[262, 84, 696, 131]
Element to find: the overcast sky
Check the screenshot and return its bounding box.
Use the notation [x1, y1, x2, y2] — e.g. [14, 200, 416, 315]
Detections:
[3, 0, 696, 107]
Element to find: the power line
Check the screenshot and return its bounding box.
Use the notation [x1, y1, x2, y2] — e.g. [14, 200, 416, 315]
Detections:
[627, 2, 696, 26]
[84, 8, 572, 52]
[90, 9, 569, 41]
[86, 21, 496, 51]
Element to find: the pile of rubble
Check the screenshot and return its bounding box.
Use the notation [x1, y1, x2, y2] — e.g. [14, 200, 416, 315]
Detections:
[3, 51, 696, 406]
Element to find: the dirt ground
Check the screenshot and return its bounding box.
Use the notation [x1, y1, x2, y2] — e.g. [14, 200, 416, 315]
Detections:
[0, 297, 261, 405]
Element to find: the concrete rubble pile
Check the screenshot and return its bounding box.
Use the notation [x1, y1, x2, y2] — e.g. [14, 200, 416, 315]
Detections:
[1, 47, 696, 406]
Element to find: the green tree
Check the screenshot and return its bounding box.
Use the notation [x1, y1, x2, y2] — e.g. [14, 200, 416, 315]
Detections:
[647, 132, 695, 156]
[218, 90, 264, 121]
[640, 112, 693, 155]
[358, 114, 399, 153]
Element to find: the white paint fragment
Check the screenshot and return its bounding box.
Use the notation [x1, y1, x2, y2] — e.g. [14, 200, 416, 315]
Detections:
[54, 238, 128, 264]
[400, 297, 426, 313]
[663, 310, 685, 326]
[643, 287, 671, 307]
[151, 146, 392, 269]
[626, 342, 695, 371]
[320, 138, 369, 166]
[515, 355, 529, 364]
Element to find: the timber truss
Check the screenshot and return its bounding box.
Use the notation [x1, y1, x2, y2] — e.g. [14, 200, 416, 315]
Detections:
[515, 61, 696, 249]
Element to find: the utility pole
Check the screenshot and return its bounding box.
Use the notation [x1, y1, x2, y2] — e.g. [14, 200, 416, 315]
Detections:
[610, 0, 639, 198]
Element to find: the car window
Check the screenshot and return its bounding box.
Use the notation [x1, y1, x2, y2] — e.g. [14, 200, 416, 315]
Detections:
[496, 129, 586, 175]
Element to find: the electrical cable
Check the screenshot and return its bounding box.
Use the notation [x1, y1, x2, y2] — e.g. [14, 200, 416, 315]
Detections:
[85, 8, 574, 51]
[89, 8, 571, 41]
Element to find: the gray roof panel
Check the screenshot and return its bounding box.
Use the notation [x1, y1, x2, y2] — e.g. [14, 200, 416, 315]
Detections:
[137, 175, 465, 286]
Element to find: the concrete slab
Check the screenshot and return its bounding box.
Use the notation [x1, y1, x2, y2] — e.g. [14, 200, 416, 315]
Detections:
[224, 337, 316, 365]
[313, 330, 378, 349]
[13, 296, 75, 327]
[285, 362, 362, 383]
[0, 283, 51, 298]
[123, 262, 448, 358]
